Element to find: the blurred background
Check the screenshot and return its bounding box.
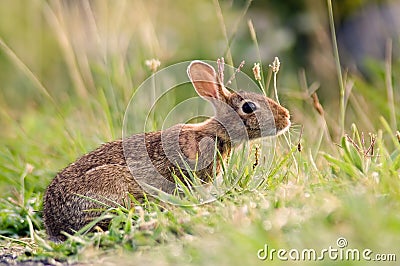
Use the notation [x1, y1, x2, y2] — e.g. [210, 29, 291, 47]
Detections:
[0, 0, 399, 194]
[2, 0, 399, 105]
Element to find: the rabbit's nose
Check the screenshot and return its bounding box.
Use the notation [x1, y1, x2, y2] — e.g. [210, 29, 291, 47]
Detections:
[275, 106, 291, 133]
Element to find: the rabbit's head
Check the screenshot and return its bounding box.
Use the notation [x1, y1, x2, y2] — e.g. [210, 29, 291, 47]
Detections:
[187, 61, 290, 143]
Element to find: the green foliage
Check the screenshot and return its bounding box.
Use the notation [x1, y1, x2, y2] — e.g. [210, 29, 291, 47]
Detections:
[0, 193, 42, 237]
[0, 1, 399, 265]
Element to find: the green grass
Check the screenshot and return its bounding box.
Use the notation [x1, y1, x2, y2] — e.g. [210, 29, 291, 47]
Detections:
[1, 1, 399, 265]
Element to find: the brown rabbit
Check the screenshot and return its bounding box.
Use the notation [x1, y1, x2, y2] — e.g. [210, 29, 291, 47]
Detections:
[43, 60, 290, 241]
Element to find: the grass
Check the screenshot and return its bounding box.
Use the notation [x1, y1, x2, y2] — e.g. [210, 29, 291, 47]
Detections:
[1, 1, 399, 265]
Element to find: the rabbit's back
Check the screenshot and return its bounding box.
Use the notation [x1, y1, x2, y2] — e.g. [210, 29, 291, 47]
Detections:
[43, 140, 138, 241]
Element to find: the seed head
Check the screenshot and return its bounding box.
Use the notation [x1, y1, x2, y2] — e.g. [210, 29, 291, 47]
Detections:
[145, 59, 161, 73]
[252, 63, 261, 81]
[269, 57, 280, 73]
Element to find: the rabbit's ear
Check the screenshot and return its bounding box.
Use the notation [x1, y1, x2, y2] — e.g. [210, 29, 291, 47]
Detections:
[187, 61, 231, 101]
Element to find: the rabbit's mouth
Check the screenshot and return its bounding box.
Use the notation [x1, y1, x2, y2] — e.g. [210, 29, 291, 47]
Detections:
[271, 105, 291, 136]
[275, 118, 291, 136]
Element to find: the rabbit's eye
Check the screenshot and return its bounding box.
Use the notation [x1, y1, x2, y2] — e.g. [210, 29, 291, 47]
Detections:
[241, 101, 257, 114]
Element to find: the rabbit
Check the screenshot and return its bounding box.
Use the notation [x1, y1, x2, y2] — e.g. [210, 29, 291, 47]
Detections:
[43, 60, 291, 241]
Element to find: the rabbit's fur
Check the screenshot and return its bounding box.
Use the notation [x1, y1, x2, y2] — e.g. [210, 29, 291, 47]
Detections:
[43, 61, 290, 241]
